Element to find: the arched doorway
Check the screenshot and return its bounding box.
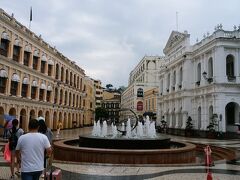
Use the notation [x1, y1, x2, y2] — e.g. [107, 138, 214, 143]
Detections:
[29, 109, 36, 121]
[9, 108, 16, 116]
[45, 111, 50, 128]
[198, 107, 201, 129]
[38, 110, 43, 117]
[20, 109, 27, 130]
[59, 112, 62, 129]
[53, 112, 57, 130]
[66, 113, 72, 127]
[225, 102, 240, 132]
[64, 113, 67, 128]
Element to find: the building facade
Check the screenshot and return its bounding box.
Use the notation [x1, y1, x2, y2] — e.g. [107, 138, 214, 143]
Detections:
[157, 26, 240, 134]
[101, 89, 121, 123]
[121, 56, 163, 118]
[94, 80, 103, 108]
[143, 87, 158, 120]
[0, 9, 92, 132]
[84, 77, 95, 126]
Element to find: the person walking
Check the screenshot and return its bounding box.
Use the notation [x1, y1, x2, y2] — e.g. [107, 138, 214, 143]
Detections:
[56, 120, 63, 137]
[16, 119, 52, 180]
[8, 119, 24, 179]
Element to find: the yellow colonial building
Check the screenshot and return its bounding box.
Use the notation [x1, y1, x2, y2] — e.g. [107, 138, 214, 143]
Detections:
[0, 9, 93, 132]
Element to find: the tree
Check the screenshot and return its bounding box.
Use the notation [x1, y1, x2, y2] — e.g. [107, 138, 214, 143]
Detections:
[106, 84, 113, 89]
[185, 116, 194, 136]
[95, 107, 108, 121]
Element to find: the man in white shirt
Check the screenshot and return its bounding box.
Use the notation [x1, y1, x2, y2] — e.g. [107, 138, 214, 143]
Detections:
[16, 119, 52, 180]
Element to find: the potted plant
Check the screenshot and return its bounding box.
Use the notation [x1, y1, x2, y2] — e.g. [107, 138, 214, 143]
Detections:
[185, 116, 194, 137]
[206, 114, 217, 138]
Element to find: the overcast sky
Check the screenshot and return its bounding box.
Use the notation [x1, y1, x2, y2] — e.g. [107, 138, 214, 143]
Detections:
[1, 0, 240, 87]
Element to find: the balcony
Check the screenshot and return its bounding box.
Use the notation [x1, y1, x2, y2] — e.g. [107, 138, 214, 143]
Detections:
[227, 76, 236, 82]
[195, 81, 200, 86]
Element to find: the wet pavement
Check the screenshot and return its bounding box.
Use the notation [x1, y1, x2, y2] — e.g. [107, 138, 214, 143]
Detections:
[0, 127, 240, 179]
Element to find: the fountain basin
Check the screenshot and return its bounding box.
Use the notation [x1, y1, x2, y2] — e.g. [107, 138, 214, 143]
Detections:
[53, 138, 196, 164]
[79, 135, 172, 149]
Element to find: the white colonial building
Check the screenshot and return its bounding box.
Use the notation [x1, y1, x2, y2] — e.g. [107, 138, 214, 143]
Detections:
[157, 25, 240, 134]
[121, 56, 163, 118]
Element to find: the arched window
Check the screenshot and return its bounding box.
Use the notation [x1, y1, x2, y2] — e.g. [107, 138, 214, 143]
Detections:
[73, 94, 75, 107]
[74, 74, 76, 87]
[179, 67, 183, 89]
[39, 83, 46, 101]
[197, 63, 201, 83]
[23, 45, 31, 66]
[208, 58, 213, 78]
[59, 89, 63, 104]
[65, 69, 69, 84]
[61, 67, 64, 82]
[64, 91, 68, 105]
[41, 54, 47, 73]
[198, 106, 201, 129]
[13, 42, 21, 62]
[167, 73, 170, 92]
[77, 76, 80, 89]
[33, 51, 39, 70]
[48, 58, 54, 76]
[226, 55, 235, 80]
[46, 85, 52, 102]
[54, 88, 58, 104]
[69, 92, 72, 106]
[31, 80, 38, 99]
[70, 72, 73, 86]
[22, 77, 29, 98]
[172, 71, 176, 90]
[160, 79, 163, 94]
[209, 105, 213, 122]
[11, 73, 20, 96]
[137, 101, 143, 111]
[55, 64, 59, 80]
[0, 32, 10, 57]
[137, 88, 143, 97]
[0, 69, 8, 94]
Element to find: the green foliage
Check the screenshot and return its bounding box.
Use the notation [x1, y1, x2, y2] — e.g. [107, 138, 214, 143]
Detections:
[95, 107, 108, 120]
[185, 116, 193, 130]
[207, 114, 218, 132]
[106, 84, 113, 89]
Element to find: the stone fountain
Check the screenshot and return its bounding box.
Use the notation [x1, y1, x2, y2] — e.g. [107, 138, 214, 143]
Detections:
[53, 109, 196, 164]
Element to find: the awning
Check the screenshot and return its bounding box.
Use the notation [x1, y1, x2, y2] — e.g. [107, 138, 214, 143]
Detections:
[41, 54, 47, 62]
[48, 58, 54, 65]
[24, 45, 31, 52]
[33, 50, 39, 57]
[32, 80, 38, 87]
[40, 83, 46, 89]
[47, 85, 52, 91]
[11, 73, 20, 82]
[14, 38, 22, 47]
[0, 69, 8, 78]
[22, 77, 29, 84]
[1, 32, 10, 40]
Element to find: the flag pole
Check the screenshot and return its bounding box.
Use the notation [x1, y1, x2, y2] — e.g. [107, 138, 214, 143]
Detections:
[29, 6, 32, 30]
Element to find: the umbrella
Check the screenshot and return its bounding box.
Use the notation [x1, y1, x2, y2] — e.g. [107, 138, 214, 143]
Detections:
[37, 116, 45, 121]
[4, 114, 16, 122]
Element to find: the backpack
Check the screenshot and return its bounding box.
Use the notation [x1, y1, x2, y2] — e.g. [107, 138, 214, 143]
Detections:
[9, 128, 19, 151]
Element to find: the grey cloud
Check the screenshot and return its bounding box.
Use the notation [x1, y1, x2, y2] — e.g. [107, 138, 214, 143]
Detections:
[1, 0, 240, 87]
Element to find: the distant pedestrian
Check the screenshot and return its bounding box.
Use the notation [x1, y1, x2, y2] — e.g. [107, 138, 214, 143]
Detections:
[16, 119, 52, 180]
[7, 119, 24, 179]
[38, 119, 53, 178]
[56, 120, 63, 137]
